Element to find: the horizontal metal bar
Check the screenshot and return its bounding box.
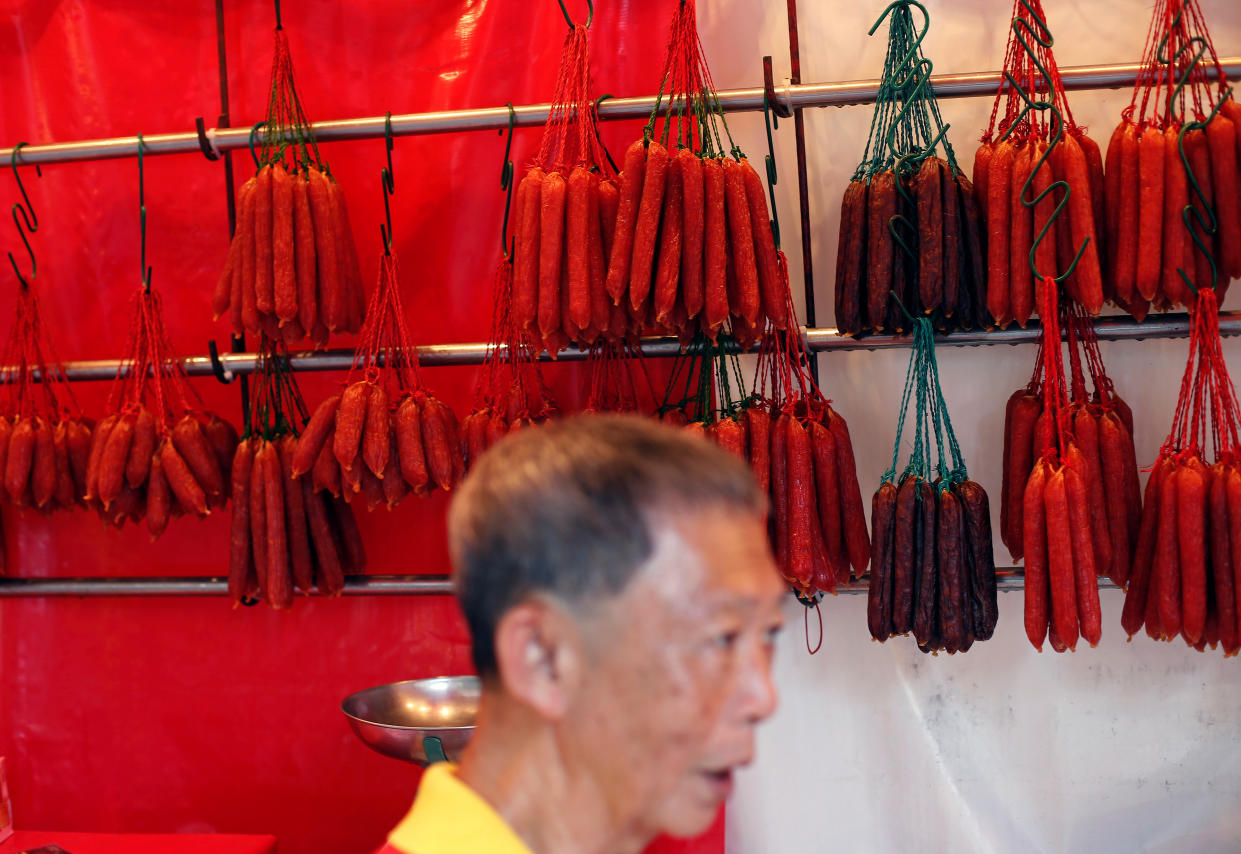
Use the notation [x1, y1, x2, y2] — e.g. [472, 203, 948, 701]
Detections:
[0, 570, 1112, 598]
[11, 310, 1238, 384]
[0, 575, 455, 598]
[4, 59, 1236, 166]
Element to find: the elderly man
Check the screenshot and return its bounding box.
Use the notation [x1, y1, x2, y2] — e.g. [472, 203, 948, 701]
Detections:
[377, 414, 785, 854]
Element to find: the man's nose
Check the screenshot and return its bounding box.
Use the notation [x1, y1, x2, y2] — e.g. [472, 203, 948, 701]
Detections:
[737, 641, 778, 723]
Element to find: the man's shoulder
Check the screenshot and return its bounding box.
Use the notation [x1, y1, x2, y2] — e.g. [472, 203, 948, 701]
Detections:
[381, 763, 535, 854]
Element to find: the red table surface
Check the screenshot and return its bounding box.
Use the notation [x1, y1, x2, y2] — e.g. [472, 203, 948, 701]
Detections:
[0, 831, 277, 854]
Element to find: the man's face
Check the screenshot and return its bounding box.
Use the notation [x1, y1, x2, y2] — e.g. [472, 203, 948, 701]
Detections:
[565, 504, 785, 840]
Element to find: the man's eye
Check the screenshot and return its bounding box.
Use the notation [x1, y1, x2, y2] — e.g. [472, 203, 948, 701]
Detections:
[765, 624, 783, 645]
[713, 630, 741, 650]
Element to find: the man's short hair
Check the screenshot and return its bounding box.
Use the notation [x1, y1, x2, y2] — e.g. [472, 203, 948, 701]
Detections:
[448, 413, 765, 677]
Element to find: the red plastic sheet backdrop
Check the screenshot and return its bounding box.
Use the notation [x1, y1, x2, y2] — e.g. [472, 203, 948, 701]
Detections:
[0, 2, 718, 853]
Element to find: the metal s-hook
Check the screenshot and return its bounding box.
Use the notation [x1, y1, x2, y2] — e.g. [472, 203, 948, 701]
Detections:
[249, 121, 267, 170]
[7, 142, 41, 290]
[380, 112, 396, 255]
[760, 58, 782, 250]
[498, 103, 517, 257]
[592, 94, 620, 175]
[557, 0, 593, 28]
[207, 339, 235, 383]
[274, 0, 282, 30]
[869, 0, 930, 78]
[138, 133, 152, 292]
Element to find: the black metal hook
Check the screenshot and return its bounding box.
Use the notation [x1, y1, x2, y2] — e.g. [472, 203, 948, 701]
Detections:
[498, 103, 517, 257]
[556, 0, 593, 28]
[763, 55, 791, 120]
[249, 121, 266, 170]
[380, 112, 396, 255]
[592, 94, 620, 175]
[137, 133, 152, 293]
[194, 117, 220, 161]
[7, 142, 40, 291]
[273, 0, 282, 30]
[207, 339, 235, 384]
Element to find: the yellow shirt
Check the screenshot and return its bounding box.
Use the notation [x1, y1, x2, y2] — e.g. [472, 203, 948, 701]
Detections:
[385, 762, 535, 854]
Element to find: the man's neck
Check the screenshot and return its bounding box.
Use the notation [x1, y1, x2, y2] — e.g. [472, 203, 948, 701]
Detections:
[455, 698, 649, 854]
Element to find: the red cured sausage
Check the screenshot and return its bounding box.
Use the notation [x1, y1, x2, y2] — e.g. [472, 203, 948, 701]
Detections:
[1136, 127, 1166, 302]
[304, 482, 343, 595]
[162, 439, 209, 517]
[538, 171, 567, 340]
[785, 417, 815, 590]
[330, 181, 364, 334]
[83, 414, 117, 504]
[279, 436, 314, 595]
[740, 156, 784, 329]
[51, 422, 73, 509]
[973, 141, 993, 224]
[835, 179, 867, 335]
[1097, 411, 1133, 586]
[97, 414, 135, 510]
[312, 438, 342, 498]
[1122, 457, 1170, 638]
[1225, 464, 1241, 652]
[513, 167, 545, 330]
[598, 177, 620, 263]
[986, 141, 1014, 327]
[744, 407, 771, 498]
[66, 419, 91, 504]
[1104, 122, 1125, 278]
[586, 174, 609, 339]
[653, 156, 684, 325]
[124, 406, 156, 490]
[1206, 112, 1241, 281]
[1154, 463, 1182, 640]
[1060, 134, 1103, 314]
[809, 421, 849, 582]
[332, 495, 367, 573]
[1079, 132, 1107, 289]
[235, 178, 259, 335]
[421, 397, 457, 492]
[605, 142, 647, 304]
[1184, 128, 1215, 294]
[630, 142, 670, 312]
[306, 168, 343, 332]
[1044, 467, 1079, 651]
[1207, 462, 1239, 655]
[253, 165, 275, 317]
[891, 475, 920, 635]
[1071, 409, 1113, 578]
[334, 382, 371, 471]
[867, 171, 898, 331]
[31, 418, 54, 509]
[293, 170, 318, 335]
[381, 426, 407, 508]
[702, 157, 729, 335]
[1162, 124, 1191, 307]
[260, 442, 292, 610]
[723, 158, 759, 326]
[228, 439, 255, 604]
[1177, 458, 1208, 645]
[1114, 122, 1140, 304]
[248, 440, 270, 597]
[678, 150, 705, 320]
[868, 481, 898, 641]
[1009, 142, 1035, 327]
[172, 415, 225, 499]
[1002, 390, 1041, 558]
[362, 384, 390, 479]
[1064, 463, 1102, 646]
[144, 447, 170, 540]
[826, 407, 870, 574]
[937, 488, 966, 653]
[1030, 142, 1057, 299]
[272, 164, 297, 324]
[567, 166, 593, 332]
[292, 394, 341, 477]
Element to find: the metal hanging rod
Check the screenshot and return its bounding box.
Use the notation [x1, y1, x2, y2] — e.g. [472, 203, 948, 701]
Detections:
[0, 570, 1116, 598]
[3, 59, 1236, 167]
[10, 311, 1238, 384]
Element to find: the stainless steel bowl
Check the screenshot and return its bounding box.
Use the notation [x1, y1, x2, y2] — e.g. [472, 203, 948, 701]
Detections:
[341, 676, 480, 766]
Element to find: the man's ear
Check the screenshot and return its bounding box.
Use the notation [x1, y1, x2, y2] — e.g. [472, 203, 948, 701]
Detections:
[493, 596, 583, 720]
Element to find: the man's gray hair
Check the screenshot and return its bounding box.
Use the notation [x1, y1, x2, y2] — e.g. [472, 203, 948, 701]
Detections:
[448, 413, 765, 677]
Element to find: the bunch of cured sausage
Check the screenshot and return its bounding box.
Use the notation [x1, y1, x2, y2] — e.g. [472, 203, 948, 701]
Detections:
[1121, 288, 1240, 655]
[744, 318, 869, 598]
[0, 281, 93, 521]
[867, 318, 998, 652]
[1019, 282, 1112, 652]
[85, 289, 237, 536]
[229, 435, 364, 608]
[212, 24, 364, 345]
[1001, 303, 1141, 587]
[973, 0, 1105, 326]
[602, 0, 786, 349]
[834, 2, 986, 337]
[228, 338, 366, 608]
[1106, 0, 1240, 318]
[294, 254, 465, 509]
[509, 20, 625, 355]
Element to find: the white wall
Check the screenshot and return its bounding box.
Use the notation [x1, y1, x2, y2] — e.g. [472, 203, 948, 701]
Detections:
[695, 1, 1241, 851]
